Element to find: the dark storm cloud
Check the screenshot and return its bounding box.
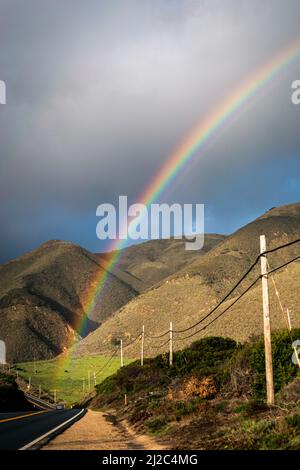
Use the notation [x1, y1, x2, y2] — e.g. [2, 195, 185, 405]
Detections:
[1, 0, 300, 261]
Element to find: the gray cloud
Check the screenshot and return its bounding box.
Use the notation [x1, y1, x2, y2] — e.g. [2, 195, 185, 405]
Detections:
[0, 0, 300, 261]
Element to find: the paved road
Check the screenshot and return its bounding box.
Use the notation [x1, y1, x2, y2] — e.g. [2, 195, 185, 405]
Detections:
[0, 407, 85, 450]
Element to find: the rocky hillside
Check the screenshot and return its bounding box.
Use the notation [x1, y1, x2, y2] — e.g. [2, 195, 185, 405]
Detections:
[76, 203, 300, 357]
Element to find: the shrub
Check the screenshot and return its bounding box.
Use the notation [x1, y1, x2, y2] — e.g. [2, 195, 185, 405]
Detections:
[286, 413, 300, 429]
[231, 329, 300, 398]
[146, 416, 168, 433]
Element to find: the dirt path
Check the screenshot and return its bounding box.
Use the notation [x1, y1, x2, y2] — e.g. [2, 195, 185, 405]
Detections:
[42, 410, 167, 450]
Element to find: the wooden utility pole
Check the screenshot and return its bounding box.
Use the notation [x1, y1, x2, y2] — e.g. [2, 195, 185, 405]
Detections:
[141, 325, 145, 366]
[169, 321, 173, 367]
[120, 339, 124, 368]
[88, 370, 91, 391]
[287, 308, 292, 331]
[53, 389, 57, 404]
[260, 235, 275, 406]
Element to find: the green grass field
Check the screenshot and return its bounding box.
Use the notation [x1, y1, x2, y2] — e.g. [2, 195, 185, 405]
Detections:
[16, 355, 133, 406]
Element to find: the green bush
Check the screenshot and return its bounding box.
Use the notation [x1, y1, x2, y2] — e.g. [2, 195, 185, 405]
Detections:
[261, 433, 288, 450]
[94, 330, 300, 410]
[233, 400, 267, 416]
[231, 329, 300, 398]
[155, 336, 238, 380]
[146, 416, 168, 434]
[175, 398, 201, 417]
[286, 413, 300, 429]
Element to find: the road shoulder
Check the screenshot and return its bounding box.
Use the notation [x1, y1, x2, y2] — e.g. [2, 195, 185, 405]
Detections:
[42, 409, 167, 450]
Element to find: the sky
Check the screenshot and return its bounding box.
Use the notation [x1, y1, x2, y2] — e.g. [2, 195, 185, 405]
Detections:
[0, 0, 300, 263]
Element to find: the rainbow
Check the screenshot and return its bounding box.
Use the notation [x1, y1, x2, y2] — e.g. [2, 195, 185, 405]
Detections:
[57, 38, 300, 378]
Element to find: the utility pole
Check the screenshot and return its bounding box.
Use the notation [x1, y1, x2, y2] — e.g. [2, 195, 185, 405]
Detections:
[88, 370, 91, 391]
[287, 308, 292, 331]
[141, 325, 145, 366]
[53, 389, 57, 404]
[93, 371, 97, 386]
[120, 339, 124, 368]
[28, 376, 31, 390]
[260, 235, 275, 406]
[169, 321, 173, 367]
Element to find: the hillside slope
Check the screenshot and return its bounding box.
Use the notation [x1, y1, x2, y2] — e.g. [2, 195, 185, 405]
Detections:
[76, 203, 300, 357]
[97, 234, 225, 291]
[0, 240, 137, 362]
[0, 235, 224, 363]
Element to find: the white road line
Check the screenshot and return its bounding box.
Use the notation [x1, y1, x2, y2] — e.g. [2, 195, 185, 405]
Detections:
[19, 409, 85, 450]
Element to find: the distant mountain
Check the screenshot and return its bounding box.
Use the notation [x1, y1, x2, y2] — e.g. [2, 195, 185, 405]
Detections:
[96, 234, 226, 291]
[76, 203, 300, 358]
[0, 240, 137, 362]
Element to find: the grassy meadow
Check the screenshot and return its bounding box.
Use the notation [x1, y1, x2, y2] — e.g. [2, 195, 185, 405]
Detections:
[16, 355, 133, 406]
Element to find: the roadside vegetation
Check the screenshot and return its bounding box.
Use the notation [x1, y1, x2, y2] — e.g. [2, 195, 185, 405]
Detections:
[84, 330, 300, 449]
[0, 371, 32, 411]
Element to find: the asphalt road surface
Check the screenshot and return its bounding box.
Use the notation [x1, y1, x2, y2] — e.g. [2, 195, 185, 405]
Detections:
[0, 404, 85, 450]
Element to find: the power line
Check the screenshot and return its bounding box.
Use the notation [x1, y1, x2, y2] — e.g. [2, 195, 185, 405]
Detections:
[149, 337, 170, 350]
[170, 238, 300, 337]
[264, 237, 300, 256]
[94, 332, 142, 379]
[122, 332, 142, 349]
[94, 349, 118, 378]
[141, 238, 300, 340]
[146, 329, 170, 340]
[175, 251, 300, 343]
[173, 258, 261, 334]
[266, 254, 300, 276]
[267, 259, 292, 338]
[175, 275, 261, 341]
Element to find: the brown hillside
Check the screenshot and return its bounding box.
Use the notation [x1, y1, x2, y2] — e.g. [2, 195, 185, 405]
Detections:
[0, 240, 137, 362]
[76, 203, 300, 357]
[97, 234, 225, 291]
